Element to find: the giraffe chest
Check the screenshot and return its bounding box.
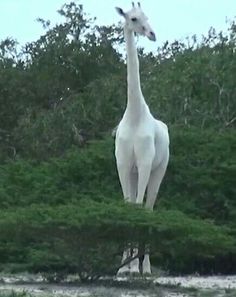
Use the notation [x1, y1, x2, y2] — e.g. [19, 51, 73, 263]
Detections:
[117, 114, 155, 141]
[116, 120, 156, 163]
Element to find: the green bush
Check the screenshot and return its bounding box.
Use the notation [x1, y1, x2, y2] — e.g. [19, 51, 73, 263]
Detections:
[160, 127, 236, 223]
[0, 129, 235, 275]
[0, 200, 235, 278]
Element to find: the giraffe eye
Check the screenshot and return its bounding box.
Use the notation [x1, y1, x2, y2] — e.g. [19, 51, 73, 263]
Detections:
[131, 17, 137, 22]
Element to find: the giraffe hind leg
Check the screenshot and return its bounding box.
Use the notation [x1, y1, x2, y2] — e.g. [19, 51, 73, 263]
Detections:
[143, 156, 169, 274]
[145, 156, 169, 210]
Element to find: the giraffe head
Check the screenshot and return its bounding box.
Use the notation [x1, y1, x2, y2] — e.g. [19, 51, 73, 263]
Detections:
[115, 2, 156, 41]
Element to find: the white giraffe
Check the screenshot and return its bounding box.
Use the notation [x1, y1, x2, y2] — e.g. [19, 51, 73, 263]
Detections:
[115, 2, 169, 275]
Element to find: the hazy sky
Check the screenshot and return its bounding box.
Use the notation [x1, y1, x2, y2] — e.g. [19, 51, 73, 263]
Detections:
[0, 0, 235, 52]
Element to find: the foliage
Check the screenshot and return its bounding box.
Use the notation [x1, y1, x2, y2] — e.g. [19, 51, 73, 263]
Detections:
[161, 127, 236, 223]
[0, 131, 235, 275]
[0, 201, 235, 278]
[142, 23, 236, 128]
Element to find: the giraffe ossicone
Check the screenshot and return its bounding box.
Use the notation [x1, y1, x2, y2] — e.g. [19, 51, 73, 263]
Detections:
[115, 2, 170, 275]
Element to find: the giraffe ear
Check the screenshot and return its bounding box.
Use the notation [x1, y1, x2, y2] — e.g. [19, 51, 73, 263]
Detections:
[115, 7, 126, 17]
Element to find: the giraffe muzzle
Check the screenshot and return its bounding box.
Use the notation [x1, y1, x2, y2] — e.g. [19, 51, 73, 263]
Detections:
[148, 31, 156, 41]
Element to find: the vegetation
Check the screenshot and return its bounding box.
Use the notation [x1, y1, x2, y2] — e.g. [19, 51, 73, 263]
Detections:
[0, 1, 235, 278]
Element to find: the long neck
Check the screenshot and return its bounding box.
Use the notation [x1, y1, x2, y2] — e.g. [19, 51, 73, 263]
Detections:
[124, 25, 144, 111]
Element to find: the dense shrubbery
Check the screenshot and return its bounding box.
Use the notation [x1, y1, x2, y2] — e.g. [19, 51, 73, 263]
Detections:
[0, 1, 235, 277]
[0, 200, 235, 277]
[0, 130, 235, 276]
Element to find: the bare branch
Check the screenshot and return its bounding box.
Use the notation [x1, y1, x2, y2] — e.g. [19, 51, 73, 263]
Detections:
[225, 116, 236, 127]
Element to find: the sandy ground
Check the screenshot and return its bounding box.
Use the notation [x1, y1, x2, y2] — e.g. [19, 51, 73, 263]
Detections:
[154, 275, 236, 289]
[0, 274, 236, 296]
[0, 283, 171, 297]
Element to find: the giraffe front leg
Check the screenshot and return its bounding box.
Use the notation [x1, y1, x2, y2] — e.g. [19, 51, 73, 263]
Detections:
[129, 247, 140, 275]
[135, 138, 155, 205]
[116, 162, 132, 202]
[136, 161, 153, 205]
[115, 138, 133, 202]
[142, 250, 151, 275]
[117, 248, 131, 275]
